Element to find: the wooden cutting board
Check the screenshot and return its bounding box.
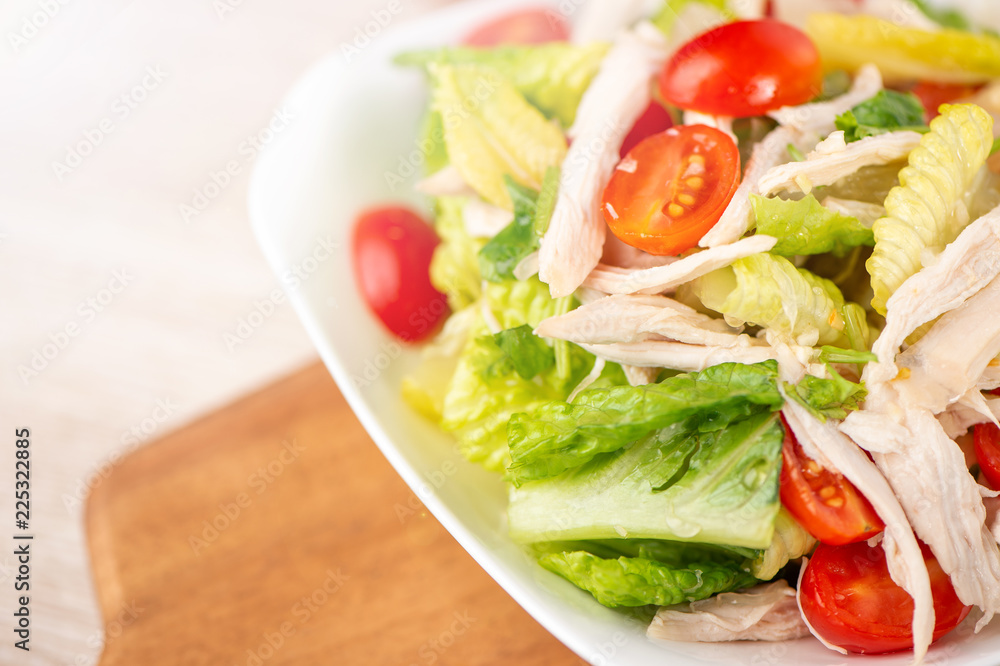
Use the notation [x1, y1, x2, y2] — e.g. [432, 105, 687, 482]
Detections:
[86, 362, 581, 666]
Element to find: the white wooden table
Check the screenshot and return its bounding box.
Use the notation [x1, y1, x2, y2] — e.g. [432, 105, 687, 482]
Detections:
[0, 1, 451, 663]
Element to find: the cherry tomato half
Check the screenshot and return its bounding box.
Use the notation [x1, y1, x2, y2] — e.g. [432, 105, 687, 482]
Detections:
[463, 8, 569, 47]
[602, 125, 740, 256]
[910, 81, 982, 120]
[352, 206, 448, 343]
[619, 101, 674, 159]
[800, 540, 971, 654]
[659, 20, 822, 117]
[974, 422, 1000, 489]
[779, 417, 884, 545]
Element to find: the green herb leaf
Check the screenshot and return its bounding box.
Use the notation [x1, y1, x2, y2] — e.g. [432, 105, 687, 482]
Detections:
[835, 90, 928, 142]
[493, 325, 555, 380]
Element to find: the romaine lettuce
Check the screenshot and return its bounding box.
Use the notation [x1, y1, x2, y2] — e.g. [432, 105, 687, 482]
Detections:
[428, 197, 483, 311]
[539, 550, 758, 608]
[429, 64, 567, 208]
[508, 411, 785, 549]
[867, 103, 994, 313]
[507, 361, 784, 485]
[693, 253, 852, 347]
[834, 90, 927, 142]
[751, 194, 874, 257]
[398, 42, 608, 128]
[806, 14, 1000, 84]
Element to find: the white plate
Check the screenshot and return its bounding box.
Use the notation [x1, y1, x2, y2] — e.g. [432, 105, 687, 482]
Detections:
[248, 1, 1000, 663]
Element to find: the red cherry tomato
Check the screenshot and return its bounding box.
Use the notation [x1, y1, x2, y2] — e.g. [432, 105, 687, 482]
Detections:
[463, 8, 569, 47]
[974, 422, 1000, 489]
[619, 101, 674, 159]
[352, 206, 448, 342]
[800, 540, 971, 654]
[910, 81, 982, 120]
[779, 417, 884, 545]
[659, 20, 822, 117]
[602, 125, 740, 256]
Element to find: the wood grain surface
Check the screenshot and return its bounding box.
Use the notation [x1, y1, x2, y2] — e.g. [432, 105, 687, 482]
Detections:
[85, 362, 581, 666]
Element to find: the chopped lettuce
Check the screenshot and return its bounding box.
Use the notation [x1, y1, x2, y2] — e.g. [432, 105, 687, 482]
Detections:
[493, 324, 554, 380]
[507, 362, 784, 485]
[806, 14, 1000, 84]
[429, 64, 566, 209]
[416, 110, 449, 176]
[539, 550, 758, 608]
[651, 0, 728, 35]
[398, 43, 608, 128]
[786, 368, 867, 422]
[834, 90, 928, 142]
[751, 194, 875, 257]
[401, 305, 479, 421]
[867, 103, 994, 313]
[479, 176, 544, 283]
[911, 0, 976, 32]
[429, 197, 483, 311]
[693, 253, 852, 347]
[508, 411, 785, 549]
[439, 278, 596, 472]
[750, 508, 816, 580]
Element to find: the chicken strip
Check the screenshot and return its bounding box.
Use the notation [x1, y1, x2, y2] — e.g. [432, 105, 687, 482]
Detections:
[579, 340, 778, 372]
[648, 581, 808, 643]
[783, 399, 934, 662]
[539, 27, 668, 297]
[768, 63, 883, 135]
[534, 294, 747, 347]
[583, 235, 777, 294]
[757, 130, 922, 197]
[841, 407, 1000, 630]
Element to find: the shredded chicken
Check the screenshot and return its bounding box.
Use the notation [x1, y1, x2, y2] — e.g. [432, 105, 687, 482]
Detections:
[462, 198, 513, 238]
[683, 110, 736, 143]
[648, 581, 809, 643]
[758, 130, 922, 197]
[893, 277, 1000, 414]
[768, 63, 883, 136]
[871, 204, 1000, 373]
[783, 399, 935, 662]
[841, 407, 1000, 629]
[699, 127, 814, 247]
[415, 164, 475, 197]
[622, 364, 659, 386]
[583, 234, 777, 295]
[539, 26, 668, 298]
[534, 294, 751, 347]
[571, 0, 661, 43]
[600, 228, 676, 271]
[821, 196, 884, 227]
[579, 340, 778, 372]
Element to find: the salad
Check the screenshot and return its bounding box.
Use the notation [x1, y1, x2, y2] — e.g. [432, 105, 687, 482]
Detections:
[350, 0, 1000, 661]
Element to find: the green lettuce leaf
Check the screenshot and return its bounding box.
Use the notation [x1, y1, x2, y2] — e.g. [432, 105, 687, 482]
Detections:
[440, 278, 597, 472]
[651, 0, 728, 35]
[867, 103, 994, 313]
[430, 64, 566, 209]
[806, 14, 1000, 84]
[911, 0, 975, 32]
[750, 508, 816, 580]
[507, 361, 784, 485]
[429, 197, 483, 311]
[786, 368, 867, 422]
[398, 43, 608, 128]
[401, 305, 479, 421]
[479, 177, 541, 283]
[693, 253, 851, 347]
[751, 194, 875, 257]
[834, 90, 928, 142]
[416, 110, 449, 175]
[508, 411, 785, 549]
[539, 550, 758, 607]
[493, 324, 554, 380]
